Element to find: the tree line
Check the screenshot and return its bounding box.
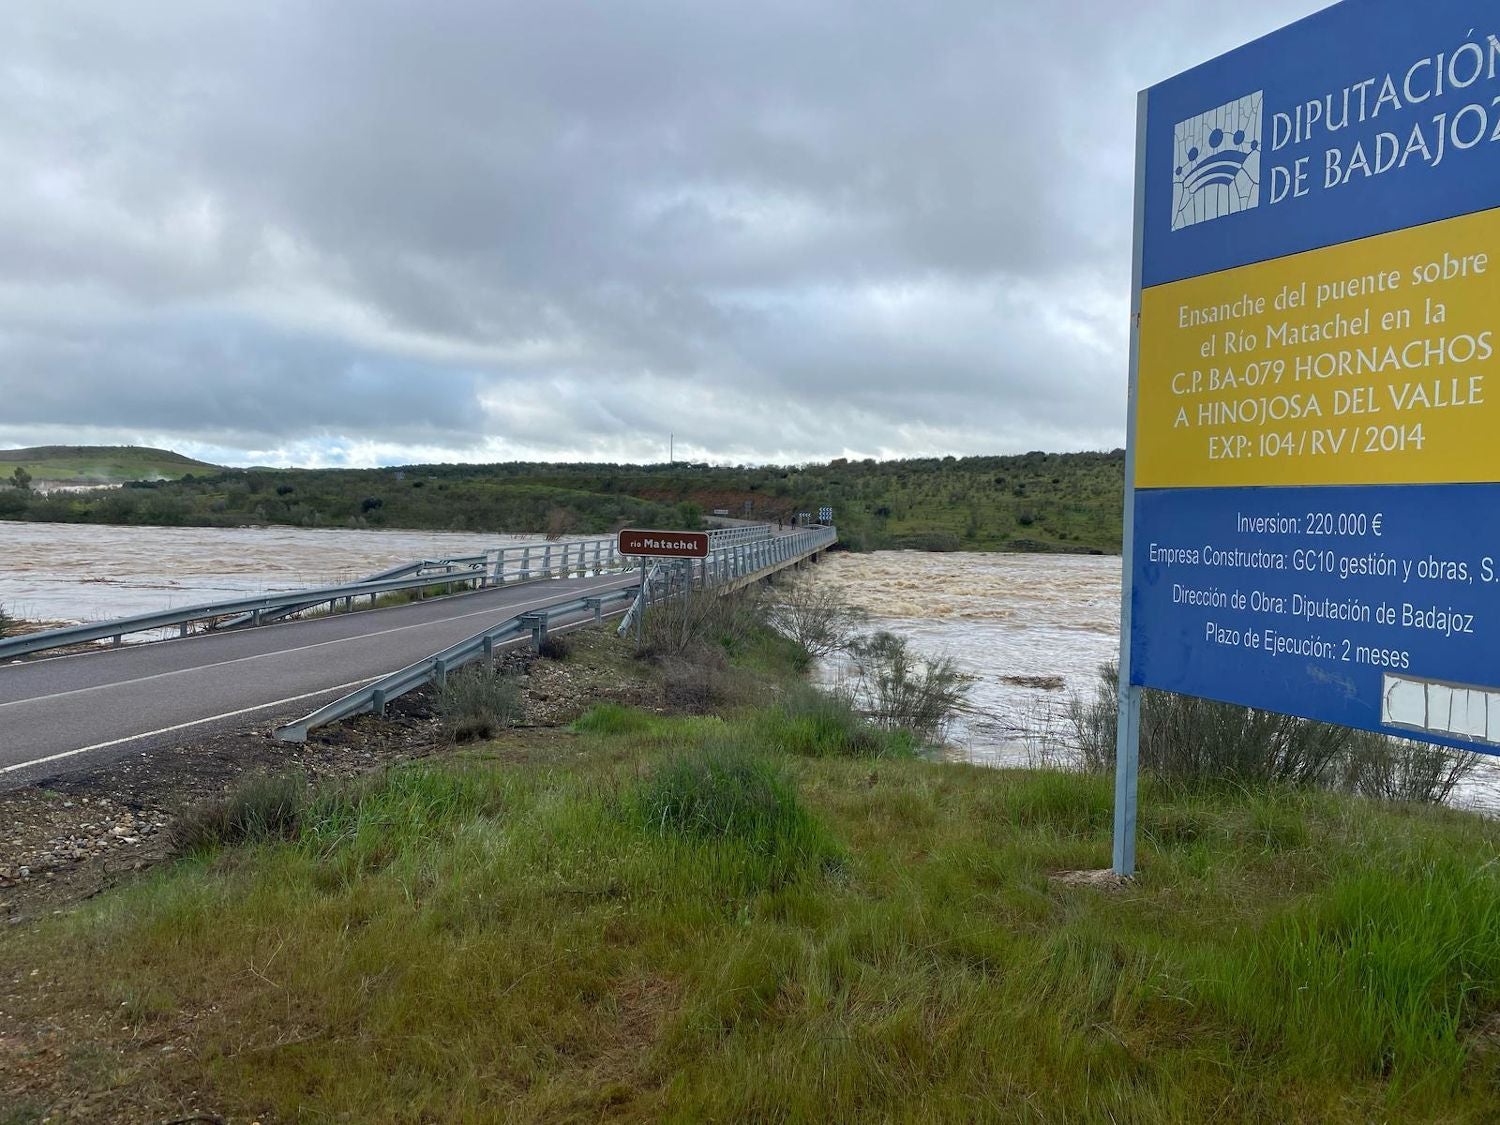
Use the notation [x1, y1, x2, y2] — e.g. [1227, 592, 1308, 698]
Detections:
[0, 450, 1125, 553]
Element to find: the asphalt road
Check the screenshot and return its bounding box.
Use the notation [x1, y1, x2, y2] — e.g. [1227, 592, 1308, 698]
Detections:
[0, 573, 637, 789]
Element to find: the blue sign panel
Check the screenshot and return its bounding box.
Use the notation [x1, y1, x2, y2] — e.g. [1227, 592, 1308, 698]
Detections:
[1142, 0, 1500, 288]
[1133, 484, 1500, 750]
[1128, 0, 1500, 756]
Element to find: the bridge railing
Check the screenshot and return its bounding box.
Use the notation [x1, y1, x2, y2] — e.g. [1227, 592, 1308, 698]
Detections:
[0, 566, 490, 661]
[0, 524, 822, 663]
[705, 524, 836, 587]
[617, 524, 837, 633]
[278, 523, 837, 743]
[706, 524, 774, 548]
[0, 534, 636, 661]
[275, 586, 641, 742]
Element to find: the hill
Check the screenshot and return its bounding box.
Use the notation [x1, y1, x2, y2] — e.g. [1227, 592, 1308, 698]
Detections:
[0, 445, 219, 485]
[0, 448, 1125, 553]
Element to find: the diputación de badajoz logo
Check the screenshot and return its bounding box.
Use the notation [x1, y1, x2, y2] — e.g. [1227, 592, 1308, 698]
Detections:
[1171, 91, 1264, 230]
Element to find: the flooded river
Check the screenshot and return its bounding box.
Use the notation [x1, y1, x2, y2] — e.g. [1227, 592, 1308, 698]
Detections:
[814, 551, 1119, 767]
[0, 523, 574, 624]
[4, 521, 1495, 809]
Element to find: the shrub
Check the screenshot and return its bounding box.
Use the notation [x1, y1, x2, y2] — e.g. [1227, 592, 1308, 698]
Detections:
[763, 577, 867, 659]
[537, 633, 572, 661]
[847, 631, 972, 741]
[435, 666, 523, 742]
[1070, 663, 1478, 800]
[641, 587, 764, 660]
[0, 602, 12, 639]
[1341, 733, 1478, 804]
[659, 652, 731, 713]
[169, 773, 306, 855]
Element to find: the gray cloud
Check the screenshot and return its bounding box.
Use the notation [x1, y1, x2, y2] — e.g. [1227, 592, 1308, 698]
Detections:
[0, 0, 1328, 466]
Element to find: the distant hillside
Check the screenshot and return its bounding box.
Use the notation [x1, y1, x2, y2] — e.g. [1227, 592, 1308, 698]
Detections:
[0, 445, 219, 484]
[0, 449, 1125, 554]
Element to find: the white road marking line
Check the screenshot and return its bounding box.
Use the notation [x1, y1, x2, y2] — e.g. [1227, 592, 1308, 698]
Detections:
[0, 579, 633, 711]
[0, 676, 381, 775]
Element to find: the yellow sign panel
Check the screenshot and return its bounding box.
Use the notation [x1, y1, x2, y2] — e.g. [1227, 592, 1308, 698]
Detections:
[1136, 205, 1500, 489]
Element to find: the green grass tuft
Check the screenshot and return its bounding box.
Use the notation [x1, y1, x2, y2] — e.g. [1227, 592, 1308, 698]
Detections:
[754, 684, 918, 759]
[168, 772, 306, 855]
[571, 702, 661, 736]
[434, 665, 522, 741]
[627, 745, 844, 890]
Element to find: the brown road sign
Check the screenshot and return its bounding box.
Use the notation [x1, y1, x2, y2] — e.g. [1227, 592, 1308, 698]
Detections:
[617, 529, 710, 558]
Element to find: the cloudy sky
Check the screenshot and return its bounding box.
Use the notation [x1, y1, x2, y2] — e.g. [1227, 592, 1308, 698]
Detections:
[0, 0, 1327, 468]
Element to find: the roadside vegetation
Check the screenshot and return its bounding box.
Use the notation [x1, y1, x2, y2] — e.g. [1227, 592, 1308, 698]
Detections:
[0, 445, 1124, 553]
[1070, 661, 1478, 803]
[434, 665, 524, 742]
[6, 713, 1500, 1119]
[4, 579, 1499, 1121]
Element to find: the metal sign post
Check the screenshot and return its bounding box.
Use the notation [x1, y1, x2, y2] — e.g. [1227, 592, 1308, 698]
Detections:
[1114, 89, 1150, 877]
[616, 529, 710, 652]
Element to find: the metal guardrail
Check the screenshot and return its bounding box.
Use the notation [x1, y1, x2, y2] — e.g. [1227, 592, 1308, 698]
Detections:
[274, 586, 640, 742]
[0, 525, 833, 668]
[213, 555, 488, 631]
[277, 523, 838, 743]
[0, 534, 638, 661]
[0, 568, 490, 661]
[706, 524, 773, 548]
[703, 525, 837, 588]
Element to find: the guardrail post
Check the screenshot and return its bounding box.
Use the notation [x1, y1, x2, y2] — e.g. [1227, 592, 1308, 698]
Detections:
[522, 545, 532, 579]
[519, 612, 548, 651]
[482, 635, 495, 666]
[434, 658, 448, 687]
[179, 622, 189, 638]
[373, 688, 387, 717]
[585, 597, 603, 623]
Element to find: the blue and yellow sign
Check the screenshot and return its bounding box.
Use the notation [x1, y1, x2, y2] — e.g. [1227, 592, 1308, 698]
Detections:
[1130, 0, 1500, 753]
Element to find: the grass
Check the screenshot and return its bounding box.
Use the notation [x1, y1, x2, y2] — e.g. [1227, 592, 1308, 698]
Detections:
[0, 444, 216, 482]
[168, 772, 307, 855]
[5, 706, 1500, 1121]
[754, 683, 920, 759]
